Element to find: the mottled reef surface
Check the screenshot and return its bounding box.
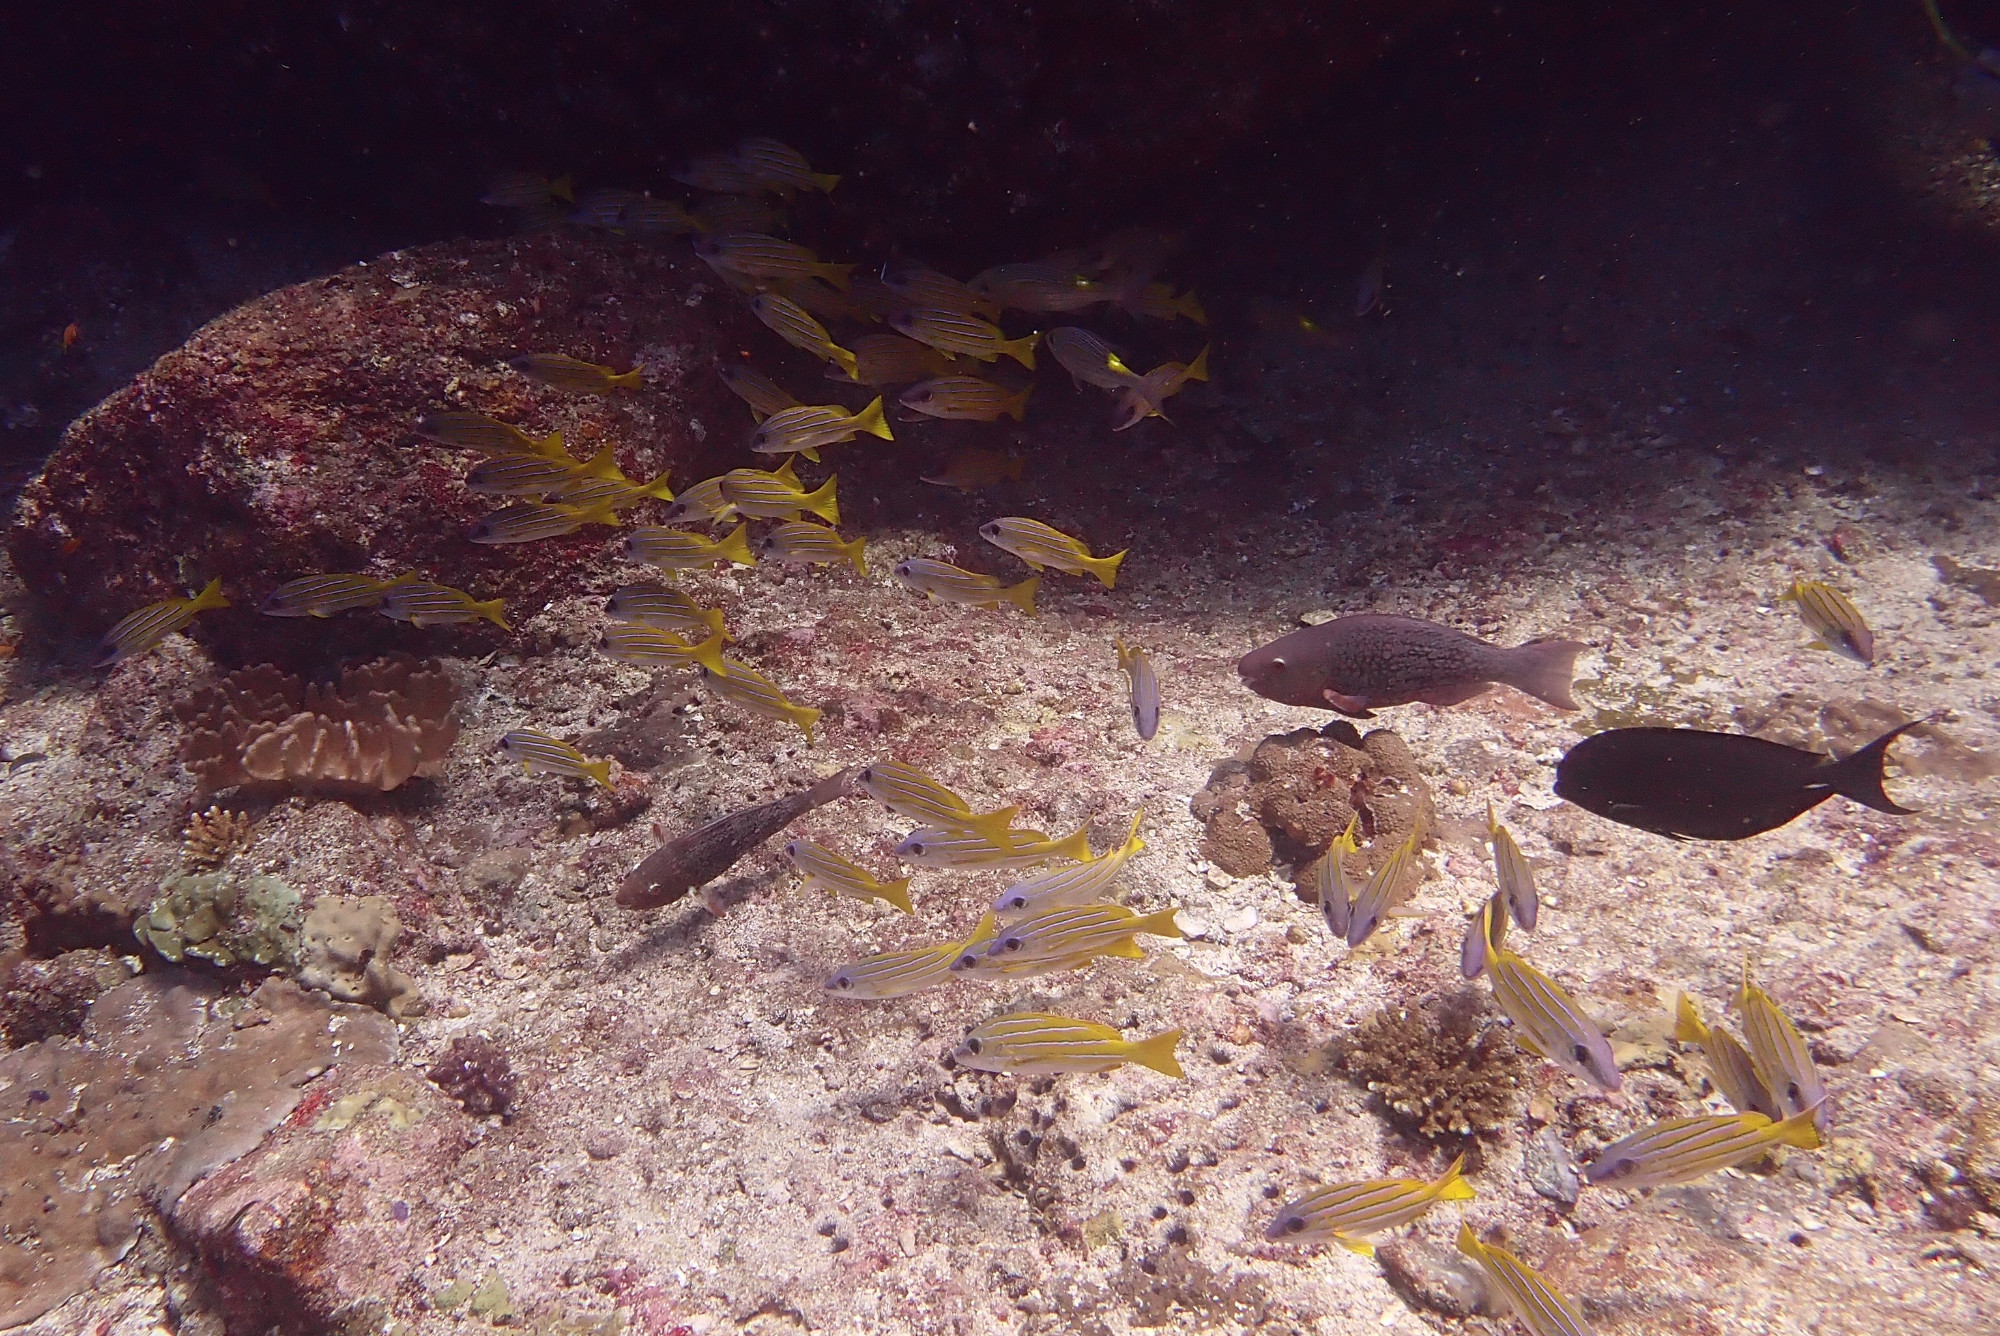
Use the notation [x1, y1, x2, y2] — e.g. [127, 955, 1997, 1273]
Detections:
[0, 213, 1996, 1336]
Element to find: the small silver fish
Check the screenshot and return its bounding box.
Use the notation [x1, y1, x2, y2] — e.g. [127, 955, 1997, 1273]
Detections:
[498, 729, 613, 789]
[967, 903, 1182, 970]
[599, 624, 728, 674]
[260, 573, 409, 618]
[1455, 1225, 1591, 1336]
[898, 824, 1093, 870]
[759, 521, 867, 576]
[952, 1013, 1183, 1077]
[892, 558, 1039, 616]
[621, 523, 757, 571]
[1346, 826, 1423, 948]
[469, 501, 613, 544]
[1583, 1107, 1823, 1190]
[978, 517, 1126, 588]
[854, 760, 1018, 837]
[378, 579, 508, 629]
[824, 913, 998, 1000]
[1115, 638, 1160, 740]
[1315, 816, 1361, 941]
[605, 583, 730, 641]
[1268, 1155, 1474, 1254]
[698, 659, 821, 741]
[1487, 805, 1539, 931]
[719, 365, 802, 421]
[1782, 579, 1873, 665]
[718, 467, 839, 524]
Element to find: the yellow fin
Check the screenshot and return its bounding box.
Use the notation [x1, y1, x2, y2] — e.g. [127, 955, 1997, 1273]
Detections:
[1046, 825, 1094, 863]
[1004, 384, 1032, 421]
[685, 632, 728, 675]
[801, 476, 840, 525]
[582, 759, 614, 791]
[1673, 992, 1710, 1046]
[786, 702, 821, 743]
[638, 471, 675, 500]
[1125, 1028, 1184, 1078]
[580, 445, 624, 479]
[817, 262, 855, 291]
[1002, 576, 1039, 617]
[812, 171, 842, 193]
[1184, 344, 1211, 382]
[1003, 331, 1041, 370]
[955, 806, 1020, 840]
[1334, 1234, 1377, 1258]
[1771, 1105, 1824, 1151]
[475, 598, 510, 630]
[878, 877, 914, 915]
[1179, 291, 1208, 325]
[841, 533, 868, 577]
[774, 456, 800, 487]
[610, 366, 644, 389]
[1433, 1153, 1475, 1202]
[830, 344, 859, 381]
[854, 396, 893, 441]
[1102, 937, 1146, 959]
[715, 522, 757, 567]
[188, 577, 230, 612]
[1084, 548, 1127, 590]
[548, 174, 575, 202]
[1134, 905, 1183, 940]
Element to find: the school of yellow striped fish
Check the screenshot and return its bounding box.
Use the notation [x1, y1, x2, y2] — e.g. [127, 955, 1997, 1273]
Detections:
[85, 138, 1887, 1335]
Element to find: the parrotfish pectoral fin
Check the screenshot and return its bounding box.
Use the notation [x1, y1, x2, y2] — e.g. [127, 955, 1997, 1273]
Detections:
[1321, 689, 1374, 719]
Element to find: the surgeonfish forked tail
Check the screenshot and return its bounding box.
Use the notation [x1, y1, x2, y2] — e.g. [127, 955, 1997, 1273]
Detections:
[1824, 722, 1922, 817]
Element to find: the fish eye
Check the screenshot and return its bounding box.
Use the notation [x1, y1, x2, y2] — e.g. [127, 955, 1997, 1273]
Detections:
[1003, 937, 1023, 952]
[833, 976, 852, 990]
[1571, 1044, 1592, 1065]
[1269, 656, 1286, 670]
[965, 1038, 982, 1054]
[857, 767, 874, 782]
[1284, 1216, 1306, 1235]
[1605, 1157, 1636, 1180]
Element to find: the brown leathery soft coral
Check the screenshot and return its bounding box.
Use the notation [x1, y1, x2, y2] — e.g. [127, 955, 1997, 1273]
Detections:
[176, 654, 459, 795]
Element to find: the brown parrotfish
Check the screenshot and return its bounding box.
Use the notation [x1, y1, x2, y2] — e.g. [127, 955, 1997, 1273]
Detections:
[1553, 723, 1916, 840]
[1237, 614, 1586, 718]
[617, 769, 855, 910]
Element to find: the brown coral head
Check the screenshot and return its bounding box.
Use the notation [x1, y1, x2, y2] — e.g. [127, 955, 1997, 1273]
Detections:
[1336, 992, 1522, 1140]
[177, 654, 459, 796]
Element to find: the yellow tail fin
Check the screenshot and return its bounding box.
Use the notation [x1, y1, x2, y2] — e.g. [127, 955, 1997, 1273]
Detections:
[1673, 993, 1710, 1046]
[878, 877, 914, 915]
[1433, 1153, 1476, 1203]
[548, 174, 575, 203]
[830, 344, 859, 381]
[582, 759, 614, 791]
[639, 471, 675, 500]
[1002, 576, 1039, 617]
[698, 606, 731, 641]
[475, 598, 510, 630]
[1135, 906, 1183, 940]
[1004, 385, 1032, 422]
[581, 445, 624, 479]
[841, 534, 868, 577]
[1771, 1105, 1824, 1151]
[531, 429, 570, 460]
[801, 476, 840, 525]
[812, 171, 842, 194]
[188, 577, 230, 612]
[1084, 548, 1127, 590]
[1126, 1028, 1184, 1078]
[817, 262, 855, 291]
[786, 702, 821, 743]
[1178, 292, 1208, 325]
[1003, 331, 1041, 370]
[685, 632, 728, 675]
[1335, 1235, 1378, 1258]
[1046, 825, 1094, 863]
[1118, 809, 1145, 855]
[854, 396, 893, 440]
[1185, 344, 1211, 382]
[610, 366, 645, 390]
[715, 523, 757, 567]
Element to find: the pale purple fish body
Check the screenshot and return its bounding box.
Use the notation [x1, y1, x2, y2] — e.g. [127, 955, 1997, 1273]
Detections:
[1237, 614, 1587, 719]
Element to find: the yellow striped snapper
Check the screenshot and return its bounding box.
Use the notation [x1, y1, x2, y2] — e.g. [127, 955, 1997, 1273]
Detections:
[1487, 805, 1540, 930]
[888, 308, 1040, 369]
[1672, 993, 1778, 1118]
[1460, 889, 1509, 981]
[675, 151, 761, 195]
[508, 353, 644, 393]
[1781, 578, 1874, 665]
[854, 760, 1018, 838]
[719, 465, 838, 523]
[619, 197, 702, 235]
[659, 476, 739, 526]
[605, 582, 730, 641]
[840, 333, 952, 387]
[921, 448, 1025, 491]
[600, 623, 728, 674]
[95, 576, 229, 665]
[620, 522, 756, 571]
[978, 517, 1126, 588]
[991, 812, 1145, 915]
[899, 376, 1032, 423]
[498, 729, 613, 790]
[567, 187, 647, 229]
[732, 136, 841, 194]
[1115, 638, 1160, 741]
[465, 446, 622, 497]
[1111, 346, 1210, 430]
[1268, 1155, 1474, 1253]
[751, 397, 892, 459]
[719, 365, 801, 421]
[1736, 971, 1829, 1131]
[958, 903, 1183, 974]
[898, 822, 1094, 870]
[879, 260, 1001, 319]
[1120, 281, 1207, 325]
[379, 579, 508, 629]
[1344, 820, 1424, 944]
[696, 232, 854, 290]
[544, 470, 675, 512]
[783, 838, 913, 914]
[468, 501, 615, 544]
[1455, 1225, 1591, 1336]
[1583, 1107, 1822, 1190]
[970, 263, 1106, 314]
[842, 273, 911, 322]
[480, 171, 574, 208]
[698, 658, 822, 741]
[892, 558, 1039, 615]
[758, 521, 867, 576]
[750, 293, 859, 380]
[417, 411, 569, 459]
[1487, 940, 1622, 1091]
[825, 913, 999, 999]
[260, 572, 412, 618]
[1315, 816, 1362, 941]
[1046, 327, 1138, 391]
[770, 275, 872, 323]
[952, 1013, 1183, 1078]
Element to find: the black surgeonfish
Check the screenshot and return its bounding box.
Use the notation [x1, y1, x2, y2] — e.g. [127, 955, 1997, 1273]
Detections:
[1553, 723, 1917, 840]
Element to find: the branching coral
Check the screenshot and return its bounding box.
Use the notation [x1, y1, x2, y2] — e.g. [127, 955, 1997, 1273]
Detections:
[176, 654, 459, 796]
[1337, 993, 1523, 1140]
[183, 805, 256, 871]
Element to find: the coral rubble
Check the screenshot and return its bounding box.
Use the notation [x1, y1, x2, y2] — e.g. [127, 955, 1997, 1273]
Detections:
[177, 655, 459, 795]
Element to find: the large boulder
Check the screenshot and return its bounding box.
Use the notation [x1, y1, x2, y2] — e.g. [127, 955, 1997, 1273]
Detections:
[6, 233, 765, 664]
